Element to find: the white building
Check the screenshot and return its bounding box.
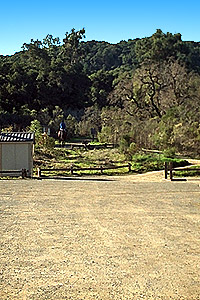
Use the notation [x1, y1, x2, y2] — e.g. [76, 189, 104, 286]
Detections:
[0, 132, 35, 177]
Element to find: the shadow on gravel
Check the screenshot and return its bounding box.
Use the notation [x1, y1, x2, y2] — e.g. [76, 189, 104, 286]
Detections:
[171, 178, 187, 181]
[171, 178, 200, 182]
[32, 176, 114, 182]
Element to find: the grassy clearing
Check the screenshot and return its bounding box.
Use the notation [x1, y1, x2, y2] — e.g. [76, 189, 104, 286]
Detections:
[33, 146, 189, 177]
[33, 147, 129, 176]
[131, 153, 189, 173]
[173, 165, 200, 178]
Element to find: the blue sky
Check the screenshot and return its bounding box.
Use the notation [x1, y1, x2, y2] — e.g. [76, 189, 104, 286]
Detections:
[1, 0, 200, 55]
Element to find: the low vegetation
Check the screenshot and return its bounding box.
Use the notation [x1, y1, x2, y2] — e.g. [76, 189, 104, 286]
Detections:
[33, 140, 189, 177]
[173, 165, 200, 178]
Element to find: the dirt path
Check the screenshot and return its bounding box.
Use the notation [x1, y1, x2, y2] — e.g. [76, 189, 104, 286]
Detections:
[0, 174, 200, 300]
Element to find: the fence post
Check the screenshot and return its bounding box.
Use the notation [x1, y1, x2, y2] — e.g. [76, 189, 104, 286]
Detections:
[100, 166, 103, 174]
[164, 162, 168, 179]
[70, 166, 74, 175]
[128, 163, 132, 172]
[37, 168, 41, 178]
[169, 162, 173, 180]
[22, 169, 26, 179]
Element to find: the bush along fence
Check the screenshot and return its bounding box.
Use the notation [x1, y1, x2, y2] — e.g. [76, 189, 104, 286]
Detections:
[0, 169, 28, 179]
[164, 162, 200, 180]
[37, 163, 132, 178]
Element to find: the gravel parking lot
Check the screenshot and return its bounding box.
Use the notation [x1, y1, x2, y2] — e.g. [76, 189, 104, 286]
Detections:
[0, 174, 200, 300]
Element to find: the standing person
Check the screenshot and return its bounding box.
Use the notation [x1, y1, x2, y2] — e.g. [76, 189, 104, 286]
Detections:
[91, 127, 96, 141]
[58, 120, 67, 146]
[59, 120, 66, 131]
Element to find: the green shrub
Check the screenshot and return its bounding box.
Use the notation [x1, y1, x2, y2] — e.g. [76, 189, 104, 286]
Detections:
[39, 135, 55, 150]
[163, 147, 176, 158]
[98, 126, 113, 143]
[119, 136, 130, 153]
[28, 120, 42, 146]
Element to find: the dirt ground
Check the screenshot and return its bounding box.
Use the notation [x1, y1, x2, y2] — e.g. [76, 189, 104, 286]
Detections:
[0, 171, 200, 300]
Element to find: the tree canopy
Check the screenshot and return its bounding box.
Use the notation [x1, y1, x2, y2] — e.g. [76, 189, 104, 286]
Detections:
[0, 28, 200, 155]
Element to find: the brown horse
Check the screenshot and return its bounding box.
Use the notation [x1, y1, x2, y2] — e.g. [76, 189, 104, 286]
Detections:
[58, 129, 66, 147]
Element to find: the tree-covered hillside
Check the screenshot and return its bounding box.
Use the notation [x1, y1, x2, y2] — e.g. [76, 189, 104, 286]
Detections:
[0, 29, 200, 156]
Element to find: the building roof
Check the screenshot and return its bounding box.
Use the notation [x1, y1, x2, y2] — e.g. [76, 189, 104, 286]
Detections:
[0, 132, 35, 143]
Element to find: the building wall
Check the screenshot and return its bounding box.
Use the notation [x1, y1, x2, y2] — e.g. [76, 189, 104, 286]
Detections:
[0, 144, 2, 171]
[0, 143, 33, 176]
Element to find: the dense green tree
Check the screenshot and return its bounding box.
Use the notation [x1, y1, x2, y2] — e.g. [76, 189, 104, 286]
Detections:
[135, 29, 183, 62]
[0, 28, 200, 156]
[62, 28, 86, 66]
[89, 70, 115, 107]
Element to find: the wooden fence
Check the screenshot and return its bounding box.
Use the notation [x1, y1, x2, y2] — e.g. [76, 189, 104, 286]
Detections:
[0, 169, 28, 179]
[164, 162, 200, 180]
[37, 163, 132, 178]
[56, 142, 115, 150]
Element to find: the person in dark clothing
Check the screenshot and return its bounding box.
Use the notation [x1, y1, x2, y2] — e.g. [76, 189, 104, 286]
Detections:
[58, 120, 67, 145]
[59, 120, 66, 131]
[91, 127, 96, 141]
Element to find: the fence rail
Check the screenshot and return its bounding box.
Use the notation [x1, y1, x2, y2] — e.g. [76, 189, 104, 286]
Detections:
[56, 142, 116, 150]
[37, 163, 131, 178]
[164, 162, 200, 180]
[0, 169, 28, 179]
